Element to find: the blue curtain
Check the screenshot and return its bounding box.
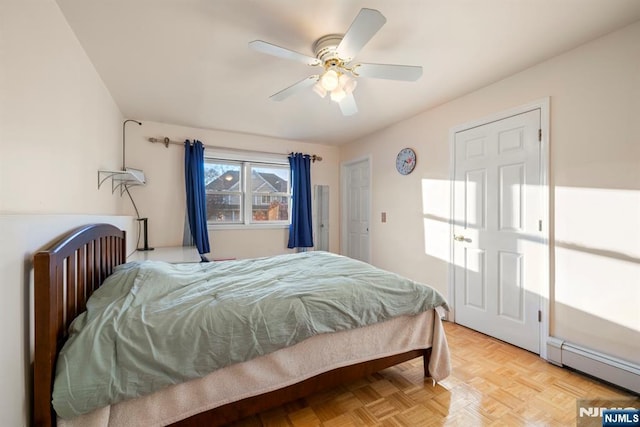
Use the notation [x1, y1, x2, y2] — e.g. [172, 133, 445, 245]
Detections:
[184, 140, 210, 258]
[287, 153, 314, 249]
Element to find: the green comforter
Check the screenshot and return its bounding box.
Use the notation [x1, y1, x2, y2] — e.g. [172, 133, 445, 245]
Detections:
[53, 251, 448, 419]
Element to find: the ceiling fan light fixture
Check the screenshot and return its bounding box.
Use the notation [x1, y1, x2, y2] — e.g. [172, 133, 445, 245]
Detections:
[320, 69, 339, 91]
[330, 88, 346, 103]
[313, 82, 327, 98]
[340, 74, 357, 94]
[346, 79, 357, 94]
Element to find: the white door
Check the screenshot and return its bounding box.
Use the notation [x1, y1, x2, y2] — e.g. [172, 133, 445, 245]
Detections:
[343, 159, 370, 262]
[314, 185, 330, 251]
[453, 109, 543, 353]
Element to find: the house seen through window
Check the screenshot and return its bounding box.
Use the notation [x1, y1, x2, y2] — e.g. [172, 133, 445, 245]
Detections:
[204, 158, 290, 225]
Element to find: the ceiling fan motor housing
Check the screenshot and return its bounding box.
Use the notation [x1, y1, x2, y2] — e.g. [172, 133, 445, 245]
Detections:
[313, 34, 344, 63]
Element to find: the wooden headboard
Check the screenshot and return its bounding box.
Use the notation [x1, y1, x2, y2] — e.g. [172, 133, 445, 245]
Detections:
[33, 223, 126, 427]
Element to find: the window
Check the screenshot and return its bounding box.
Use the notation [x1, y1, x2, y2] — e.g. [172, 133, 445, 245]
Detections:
[204, 158, 290, 226]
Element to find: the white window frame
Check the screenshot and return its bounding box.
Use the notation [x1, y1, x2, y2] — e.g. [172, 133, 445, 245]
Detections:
[205, 150, 291, 230]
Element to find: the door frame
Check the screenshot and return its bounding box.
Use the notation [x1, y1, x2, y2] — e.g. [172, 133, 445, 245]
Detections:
[448, 98, 551, 359]
[340, 155, 372, 261]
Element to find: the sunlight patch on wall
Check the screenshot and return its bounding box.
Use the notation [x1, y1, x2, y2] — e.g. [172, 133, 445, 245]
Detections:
[555, 186, 640, 332]
[421, 178, 450, 219]
[555, 187, 639, 258]
[422, 216, 450, 263]
[421, 178, 451, 263]
[555, 247, 639, 331]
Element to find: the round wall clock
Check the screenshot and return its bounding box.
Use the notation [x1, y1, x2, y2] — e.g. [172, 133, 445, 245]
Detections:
[395, 148, 416, 175]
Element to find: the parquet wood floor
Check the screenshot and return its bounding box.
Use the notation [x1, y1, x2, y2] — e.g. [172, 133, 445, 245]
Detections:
[229, 321, 638, 426]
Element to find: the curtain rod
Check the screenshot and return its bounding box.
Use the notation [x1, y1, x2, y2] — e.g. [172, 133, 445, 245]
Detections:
[148, 137, 323, 162]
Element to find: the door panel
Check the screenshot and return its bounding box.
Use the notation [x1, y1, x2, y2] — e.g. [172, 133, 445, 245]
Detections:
[498, 250, 523, 321]
[465, 169, 486, 229]
[344, 159, 370, 262]
[499, 163, 524, 231]
[464, 248, 486, 310]
[453, 109, 542, 353]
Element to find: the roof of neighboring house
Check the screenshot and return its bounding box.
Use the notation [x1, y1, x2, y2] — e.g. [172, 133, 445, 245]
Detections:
[206, 170, 288, 192]
[206, 170, 240, 191]
[257, 172, 288, 192]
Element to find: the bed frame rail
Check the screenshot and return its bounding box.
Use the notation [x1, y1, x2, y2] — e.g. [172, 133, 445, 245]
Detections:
[172, 348, 431, 426]
[33, 224, 126, 427]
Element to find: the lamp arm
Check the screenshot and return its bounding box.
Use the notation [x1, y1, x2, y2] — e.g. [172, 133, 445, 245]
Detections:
[122, 119, 142, 170]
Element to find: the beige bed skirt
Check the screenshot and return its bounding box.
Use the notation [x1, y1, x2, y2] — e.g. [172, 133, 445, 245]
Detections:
[59, 308, 450, 427]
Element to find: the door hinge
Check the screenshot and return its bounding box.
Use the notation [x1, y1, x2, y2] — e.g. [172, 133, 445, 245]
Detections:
[538, 310, 542, 322]
[538, 129, 542, 142]
[538, 220, 543, 232]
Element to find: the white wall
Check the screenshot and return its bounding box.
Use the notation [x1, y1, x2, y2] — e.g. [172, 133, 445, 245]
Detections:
[0, 0, 124, 214]
[341, 21, 640, 364]
[0, 1, 130, 425]
[123, 121, 341, 259]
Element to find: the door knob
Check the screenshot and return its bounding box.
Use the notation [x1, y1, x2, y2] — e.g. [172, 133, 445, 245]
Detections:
[453, 235, 466, 242]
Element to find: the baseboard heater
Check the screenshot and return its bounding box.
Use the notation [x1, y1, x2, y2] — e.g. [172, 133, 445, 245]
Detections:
[547, 337, 640, 394]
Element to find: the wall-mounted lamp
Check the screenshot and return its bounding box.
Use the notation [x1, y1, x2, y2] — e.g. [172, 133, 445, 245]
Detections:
[98, 119, 153, 251]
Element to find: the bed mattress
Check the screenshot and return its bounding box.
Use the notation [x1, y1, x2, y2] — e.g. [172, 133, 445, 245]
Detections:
[58, 308, 449, 427]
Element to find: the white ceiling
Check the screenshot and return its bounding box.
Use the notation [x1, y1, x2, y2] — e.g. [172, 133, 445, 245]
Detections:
[56, 0, 640, 145]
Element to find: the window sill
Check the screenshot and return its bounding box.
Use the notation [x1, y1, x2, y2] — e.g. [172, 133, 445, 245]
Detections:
[208, 223, 290, 231]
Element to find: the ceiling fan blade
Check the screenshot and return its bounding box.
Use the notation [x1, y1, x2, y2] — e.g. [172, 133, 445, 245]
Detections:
[270, 75, 320, 101]
[338, 93, 358, 116]
[336, 8, 386, 61]
[353, 63, 423, 81]
[249, 40, 321, 66]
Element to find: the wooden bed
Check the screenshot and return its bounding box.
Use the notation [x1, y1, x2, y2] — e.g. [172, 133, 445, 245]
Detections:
[33, 223, 438, 427]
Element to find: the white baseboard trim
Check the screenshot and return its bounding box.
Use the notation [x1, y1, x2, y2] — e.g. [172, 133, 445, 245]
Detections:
[546, 336, 640, 394]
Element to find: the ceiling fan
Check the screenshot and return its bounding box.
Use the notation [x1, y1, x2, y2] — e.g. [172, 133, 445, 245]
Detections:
[249, 8, 422, 116]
